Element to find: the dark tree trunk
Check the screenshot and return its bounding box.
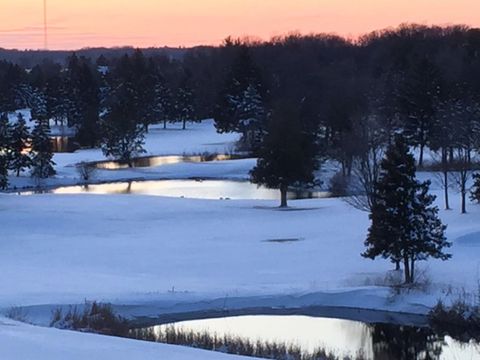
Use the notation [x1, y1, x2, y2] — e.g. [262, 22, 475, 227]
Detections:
[461, 189, 467, 214]
[410, 257, 415, 283]
[442, 148, 450, 210]
[163, 119, 167, 129]
[403, 255, 411, 284]
[182, 119, 186, 130]
[395, 261, 400, 271]
[444, 170, 450, 210]
[418, 143, 424, 167]
[16, 169, 20, 177]
[280, 185, 288, 208]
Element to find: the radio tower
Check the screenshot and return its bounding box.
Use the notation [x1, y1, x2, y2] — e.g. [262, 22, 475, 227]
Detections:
[43, 0, 48, 49]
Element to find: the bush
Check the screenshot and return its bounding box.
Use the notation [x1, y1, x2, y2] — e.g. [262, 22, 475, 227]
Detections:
[470, 173, 480, 203]
[428, 300, 480, 342]
[50, 301, 129, 337]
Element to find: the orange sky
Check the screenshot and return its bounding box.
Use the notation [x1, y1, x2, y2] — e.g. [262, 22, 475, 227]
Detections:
[1, 0, 479, 50]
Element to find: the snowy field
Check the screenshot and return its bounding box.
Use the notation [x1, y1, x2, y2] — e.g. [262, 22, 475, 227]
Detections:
[7, 110, 242, 190]
[2, 114, 480, 359]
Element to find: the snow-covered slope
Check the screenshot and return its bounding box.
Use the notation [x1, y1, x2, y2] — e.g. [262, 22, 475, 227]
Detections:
[0, 317, 257, 360]
[2, 115, 480, 359]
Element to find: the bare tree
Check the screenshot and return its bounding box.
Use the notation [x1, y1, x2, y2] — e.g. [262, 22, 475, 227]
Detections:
[344, 115, 387, 212]
[76, 161, 97, 183]
[450, 147, 474, 214]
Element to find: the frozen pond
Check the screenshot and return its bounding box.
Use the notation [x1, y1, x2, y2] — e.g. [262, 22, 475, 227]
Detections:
[93, 154, 240, 170]
[133, 315, 480, 360]
[24, 179, 329, 201]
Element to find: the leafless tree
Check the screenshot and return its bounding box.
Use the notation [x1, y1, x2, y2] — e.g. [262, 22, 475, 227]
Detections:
[76, 161, 97, 183]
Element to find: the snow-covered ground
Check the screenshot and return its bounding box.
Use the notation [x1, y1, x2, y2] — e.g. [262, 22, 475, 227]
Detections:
[0, 317, 257, 360]
[2, 113, 480, 359]
[7, 109, 242, 190]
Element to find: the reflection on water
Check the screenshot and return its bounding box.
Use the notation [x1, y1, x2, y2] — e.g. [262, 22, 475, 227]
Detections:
[137, 315, 479, 360]
[94, 154, 235, 170]
[35, 180, 329, 200]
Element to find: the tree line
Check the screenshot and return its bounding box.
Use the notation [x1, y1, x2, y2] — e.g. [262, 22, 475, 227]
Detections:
[1, 24, 477, 283]
[1, 25, 479, 205]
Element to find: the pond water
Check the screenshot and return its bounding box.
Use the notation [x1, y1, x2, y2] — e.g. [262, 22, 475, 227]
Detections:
[29, 180, 329, 201]
[132, 315, 480, 360]
[93, 154, 237, 170]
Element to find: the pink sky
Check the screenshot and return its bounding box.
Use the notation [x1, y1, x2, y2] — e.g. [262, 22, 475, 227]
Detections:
[1, 0, 479, 50]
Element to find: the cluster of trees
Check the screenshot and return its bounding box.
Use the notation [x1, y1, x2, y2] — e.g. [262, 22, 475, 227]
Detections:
[1, 24, 475, 282]
[0, 51, 199, 167]
[0, 112, 55, 188]
[1, 26, 479, 177]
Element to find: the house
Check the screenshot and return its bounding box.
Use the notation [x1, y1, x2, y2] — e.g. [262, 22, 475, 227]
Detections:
[8, 109, 79, 153]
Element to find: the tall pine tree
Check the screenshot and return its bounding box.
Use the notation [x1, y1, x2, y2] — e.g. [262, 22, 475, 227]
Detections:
[10, 112, 31, 176]
[214, 45, 266, 143]
[363, 136, 450, 283]
[173, 82, 196, 130]
[0, 112, 11, 189]
[250, 101, 319, 207]
[100, 57, 146, 166]
[30, 120, 55, 179]
[228, 84, 266, 153]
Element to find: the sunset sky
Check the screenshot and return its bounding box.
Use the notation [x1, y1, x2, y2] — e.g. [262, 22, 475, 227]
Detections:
[1, 0, 479, 50]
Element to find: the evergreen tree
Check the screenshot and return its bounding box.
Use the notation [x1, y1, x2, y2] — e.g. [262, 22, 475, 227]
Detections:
[65, 54, 100, 147]
[250, 101, 319, 207]
[214, 45, 265, 135]
[30, 89, 48, 123]
[136, 57, 159, 132]
[470, 173, 480, 203]
[0, 112, 11, 189]
[363, 136, 450, 283]
[100, 81, 146, 166]
[152, 79, 172, 129]
[397, 57, 441, 166]
[173, 84, 196, 130]
[228, 84, 266, 153]
[30, 120, 55, 179]
[10, 113, 31, 176]
[0, 151, 7, 189]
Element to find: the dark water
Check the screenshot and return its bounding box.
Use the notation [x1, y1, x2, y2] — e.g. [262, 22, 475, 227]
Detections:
[133, 315, 479, 360]
[27, 180, 329, 201]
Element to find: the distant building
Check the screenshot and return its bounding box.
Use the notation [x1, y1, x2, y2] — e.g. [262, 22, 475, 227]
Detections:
[9, 109, 79, 153]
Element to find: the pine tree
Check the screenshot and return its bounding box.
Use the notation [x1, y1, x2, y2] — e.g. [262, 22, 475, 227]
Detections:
[10, 113, 31, 176]
[30, 120, 56, 179]
[0, 112, 11, 189]
[0, 152, 7, 189]
[470, 173, 480, 203]
[151, 80, 172, 129]
[397, 57, 441, 167]
[228, 84, 266, 153]
[363, 136, 450, 283]
[30, 89, 48, 123]
[173, 83, 196, 130]
[250, 101, 319, 207]
[100, 82, 146, 166]
[214, 46, 265, 135]
[65, 54, 100, 147]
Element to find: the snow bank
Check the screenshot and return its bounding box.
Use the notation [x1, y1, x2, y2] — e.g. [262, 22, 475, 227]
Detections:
[0, 317, 257, 360]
